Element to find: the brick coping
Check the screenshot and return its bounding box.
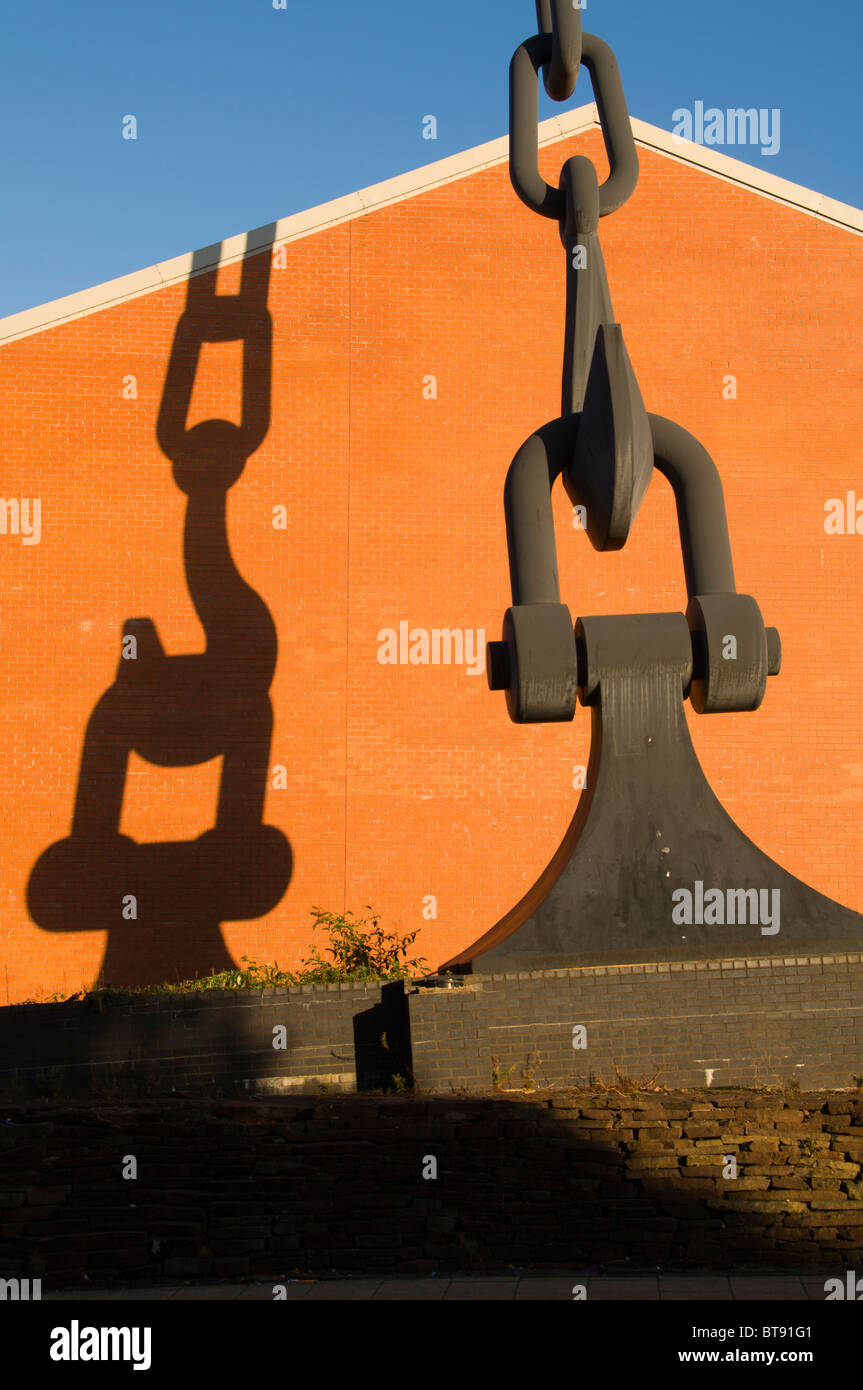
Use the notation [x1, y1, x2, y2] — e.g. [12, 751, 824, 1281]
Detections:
[4, 950, 859, 1011]
[477, 952, 863, 984]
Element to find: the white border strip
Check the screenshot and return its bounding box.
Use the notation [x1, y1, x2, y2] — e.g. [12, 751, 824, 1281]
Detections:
[1, 106, 861, 347]
[630, 115, 863, 232]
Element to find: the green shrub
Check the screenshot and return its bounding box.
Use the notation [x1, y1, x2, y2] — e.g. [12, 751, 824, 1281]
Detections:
[297, 907, 426, 982]
[39, 906, 428, 1004]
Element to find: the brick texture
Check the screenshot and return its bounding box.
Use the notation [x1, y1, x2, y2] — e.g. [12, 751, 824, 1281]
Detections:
[3, 1091, 863, 1282]
[3, 955, 863, 1098]
[1, 128, 861, 1001]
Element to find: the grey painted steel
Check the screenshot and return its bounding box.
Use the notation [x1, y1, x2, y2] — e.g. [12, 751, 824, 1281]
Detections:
[447, 613, 863, 972]
[510, 29, 639, 222]
[649, 415, 736, 598]
[500, 602, 578, 724]
[566, 322, 654, 548]
[449, 3, 863, 971]
[534, 0, 582, 101]
[487, 407, 768, 720]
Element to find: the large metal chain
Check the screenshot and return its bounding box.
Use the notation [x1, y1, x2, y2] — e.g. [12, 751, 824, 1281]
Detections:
[488, 0, 781, 723]
[511, 2, 638, 223]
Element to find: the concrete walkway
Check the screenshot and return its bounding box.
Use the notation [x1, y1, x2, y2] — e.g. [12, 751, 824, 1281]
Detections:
[42, 1273, 835, 1300]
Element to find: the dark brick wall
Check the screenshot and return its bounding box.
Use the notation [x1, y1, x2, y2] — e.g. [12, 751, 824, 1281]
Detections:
[410, 953, 863, 1092]
[3, 1092, 863, 1285]
[0, 982, 392, 1099]
[2, 952, 862, 1101]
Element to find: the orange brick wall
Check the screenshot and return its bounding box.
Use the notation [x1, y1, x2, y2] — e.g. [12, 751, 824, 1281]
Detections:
[1, 129, 861, 1003]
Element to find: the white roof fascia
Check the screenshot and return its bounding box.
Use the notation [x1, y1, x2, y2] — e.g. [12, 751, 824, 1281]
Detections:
[0, 105, 860, 347]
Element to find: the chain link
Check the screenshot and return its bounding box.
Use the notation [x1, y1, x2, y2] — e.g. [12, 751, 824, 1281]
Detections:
[157, 247, 272, 496]
[511, 7, 638, 221]
[534, 0, 582, 101]
[488, 2, 781, 723]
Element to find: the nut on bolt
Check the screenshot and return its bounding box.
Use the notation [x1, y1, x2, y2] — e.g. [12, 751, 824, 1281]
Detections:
[487, 602, 578, 723]
[686, 593, 780, 714]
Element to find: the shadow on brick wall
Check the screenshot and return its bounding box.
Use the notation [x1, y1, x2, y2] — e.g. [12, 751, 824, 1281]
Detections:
[26, 229, 292, 990]
[354, 982, 414, 1092]
[0, 1092, 858, 1283]
[0, 980, 412, 1102]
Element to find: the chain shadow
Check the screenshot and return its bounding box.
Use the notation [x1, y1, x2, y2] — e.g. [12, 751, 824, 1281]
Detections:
[27, 226, 291, 987]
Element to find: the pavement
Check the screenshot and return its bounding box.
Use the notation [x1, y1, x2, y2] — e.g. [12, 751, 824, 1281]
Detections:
[41, 1273, 837, 1300]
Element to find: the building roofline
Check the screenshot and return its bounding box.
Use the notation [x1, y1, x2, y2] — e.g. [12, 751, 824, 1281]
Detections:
[1, 106, 861, 347]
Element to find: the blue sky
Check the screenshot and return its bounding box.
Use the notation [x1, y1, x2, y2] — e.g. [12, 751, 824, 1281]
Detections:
[0, 0, 859, 319]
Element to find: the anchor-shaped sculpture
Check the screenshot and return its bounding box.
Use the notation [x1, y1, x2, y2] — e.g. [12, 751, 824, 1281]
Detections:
[28, 230, 292, 987]
[442, 1, 863, 973]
